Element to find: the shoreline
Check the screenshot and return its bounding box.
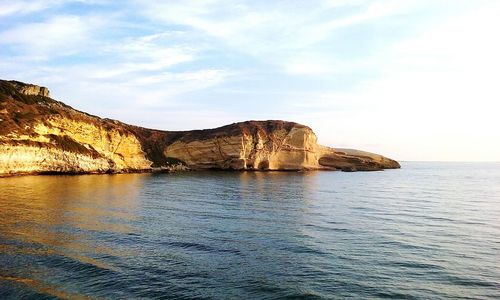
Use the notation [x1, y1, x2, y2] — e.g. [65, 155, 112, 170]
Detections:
[0, 165, 396, 178]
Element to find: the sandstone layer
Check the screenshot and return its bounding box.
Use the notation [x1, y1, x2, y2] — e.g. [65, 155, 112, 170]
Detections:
[0, 79, 400, 176]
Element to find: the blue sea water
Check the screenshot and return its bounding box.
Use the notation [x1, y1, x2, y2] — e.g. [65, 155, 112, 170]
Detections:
[0, 162, 499, 299]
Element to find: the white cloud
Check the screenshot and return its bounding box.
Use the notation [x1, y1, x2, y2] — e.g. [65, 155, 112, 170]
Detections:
[91, 44, 194, 79]
[0, 0, 112, 16]
[0, 15, 105, 60]
[0, 0, 56, 16]
[19, 66, 231, 117]
[126, 69, 229, 92]
[0, 9, 231, 117]
[137, 0, 424, 75]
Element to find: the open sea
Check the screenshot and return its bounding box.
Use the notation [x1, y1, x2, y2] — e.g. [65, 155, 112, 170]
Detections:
[0, 162, 499, 299]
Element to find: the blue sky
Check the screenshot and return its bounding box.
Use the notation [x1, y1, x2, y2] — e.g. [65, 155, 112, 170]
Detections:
[1, 0, 499, 161]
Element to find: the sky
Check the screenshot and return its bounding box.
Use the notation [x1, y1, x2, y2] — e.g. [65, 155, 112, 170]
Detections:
[1, 0, 499, 161]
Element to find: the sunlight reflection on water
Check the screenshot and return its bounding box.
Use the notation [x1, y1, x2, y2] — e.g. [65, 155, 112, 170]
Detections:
[1, 163, 499, 299]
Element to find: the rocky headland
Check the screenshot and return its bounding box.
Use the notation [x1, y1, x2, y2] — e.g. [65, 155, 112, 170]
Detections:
[0, 79, 400, 176]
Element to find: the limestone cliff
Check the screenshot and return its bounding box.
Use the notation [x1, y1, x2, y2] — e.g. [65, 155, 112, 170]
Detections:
[0, 80, 151, 175]
[0, 79, 400, 176]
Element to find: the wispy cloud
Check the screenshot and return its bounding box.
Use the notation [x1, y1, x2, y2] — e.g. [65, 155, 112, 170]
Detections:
[0, 3, 231, 116]
[0, 0, 113, 17]
[137, 0, 423, 75]
[0, 15, 106, 60]
[90, 34, 195, 79]
[0, 0, 57, 16]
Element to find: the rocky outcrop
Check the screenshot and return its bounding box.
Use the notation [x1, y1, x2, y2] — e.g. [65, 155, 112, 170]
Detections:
[0, 79, 400, 176]
[142, 121, 400, 172]
[159, 122, 320, 170]
[317, 147, 401, 171]
[8, 80, 50, 97]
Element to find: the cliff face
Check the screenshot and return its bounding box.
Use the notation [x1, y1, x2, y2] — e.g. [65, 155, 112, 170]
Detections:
[160, 122, 319, 170]
[0, 80, 400, 176]
[0, 80, 151, 175]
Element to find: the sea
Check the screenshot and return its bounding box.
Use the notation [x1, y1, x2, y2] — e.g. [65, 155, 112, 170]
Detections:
[0, 162, 499, 299]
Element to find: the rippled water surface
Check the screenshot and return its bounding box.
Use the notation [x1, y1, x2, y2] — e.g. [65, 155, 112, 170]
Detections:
[0, 162, 499, 299]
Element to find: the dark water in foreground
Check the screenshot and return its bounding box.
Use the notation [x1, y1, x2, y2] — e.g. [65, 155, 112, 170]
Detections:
[0, 162, 499, 299]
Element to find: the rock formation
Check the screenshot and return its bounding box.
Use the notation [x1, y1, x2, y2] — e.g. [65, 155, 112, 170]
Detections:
[8, 80, 50, 97]
[0, 79, 400, 176]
